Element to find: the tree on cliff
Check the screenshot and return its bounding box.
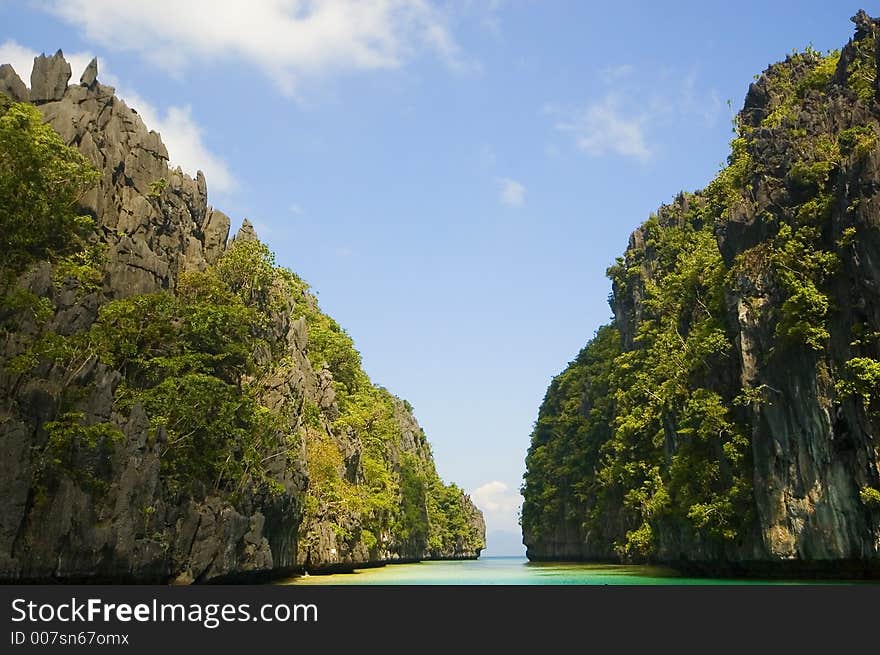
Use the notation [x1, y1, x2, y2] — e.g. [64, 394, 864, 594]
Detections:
[0, 98, 99, 295]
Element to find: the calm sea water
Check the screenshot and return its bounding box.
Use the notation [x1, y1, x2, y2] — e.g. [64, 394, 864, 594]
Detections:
[278, 556, 823, 585]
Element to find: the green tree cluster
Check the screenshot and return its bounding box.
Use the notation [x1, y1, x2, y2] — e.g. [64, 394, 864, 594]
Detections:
[0, 99, 100, 319]
[0, 98, 114, 495]
[0, 100, 100, 289]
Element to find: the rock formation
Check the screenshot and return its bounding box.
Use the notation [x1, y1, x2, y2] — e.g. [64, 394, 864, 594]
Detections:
[0, 52, 483, 582]
[0, 64, 28, 102]
[522, 11, 880, 577]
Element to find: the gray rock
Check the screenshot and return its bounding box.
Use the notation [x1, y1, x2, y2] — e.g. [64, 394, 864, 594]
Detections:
[39, 99, 83, 145]
[0, 64, 29, 102]
[30, 50, 71, 103]
[80, 57, 98, 87]
[0, 419, 32, 564]
[182, 236, 206, 272]
[317, 367, 338, 417]
[234, 218, 258, 243]
[196, 170, 207, 200]
[203, 209, 230, 265]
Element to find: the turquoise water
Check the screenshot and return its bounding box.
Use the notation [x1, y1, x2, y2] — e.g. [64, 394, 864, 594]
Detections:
[279, 556, 816, 585]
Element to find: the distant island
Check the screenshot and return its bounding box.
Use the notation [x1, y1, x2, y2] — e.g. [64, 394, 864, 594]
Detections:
[522, 10, 880, 578]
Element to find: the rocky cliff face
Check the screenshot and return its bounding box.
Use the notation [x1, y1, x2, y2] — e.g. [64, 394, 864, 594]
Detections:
[0, 52, 483, 582]
[522, 11, 880, 576]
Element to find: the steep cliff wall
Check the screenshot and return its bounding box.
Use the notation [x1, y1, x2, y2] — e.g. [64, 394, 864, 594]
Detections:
[522, 11, 880, 577]
[0, 52, 483, 583]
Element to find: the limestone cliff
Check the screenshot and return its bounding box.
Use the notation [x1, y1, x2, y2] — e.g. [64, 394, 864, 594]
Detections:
[0, 52, 483, 583]
[522, 11, 880, 577]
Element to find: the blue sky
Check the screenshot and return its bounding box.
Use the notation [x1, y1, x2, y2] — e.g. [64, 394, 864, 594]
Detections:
[1, 1, 865, 553]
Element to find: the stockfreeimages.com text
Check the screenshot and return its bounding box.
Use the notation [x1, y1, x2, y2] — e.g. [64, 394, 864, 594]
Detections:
[11, 597, 317, 630]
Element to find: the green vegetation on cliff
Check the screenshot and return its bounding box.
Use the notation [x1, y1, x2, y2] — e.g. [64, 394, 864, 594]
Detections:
[522, 193, 754, 558]
[0, 99, 114, 494]
[0, 101, 99, 284]
[0, 96, 482, 566]
[522, 23, 880, 568]
[0, 100, 99, 309]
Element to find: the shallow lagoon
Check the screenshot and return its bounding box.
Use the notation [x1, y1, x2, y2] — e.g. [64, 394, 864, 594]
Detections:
[279, 556, 832, 585]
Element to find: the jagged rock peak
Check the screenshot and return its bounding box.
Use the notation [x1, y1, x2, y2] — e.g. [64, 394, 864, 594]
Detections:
[0, 64, 28, 102]
[30, 49, 70, 104]
[203, 209, 231, 265]
[80, 57, 98, 88]
[851, 9, 879, 40]
[234, 218, 259, 243]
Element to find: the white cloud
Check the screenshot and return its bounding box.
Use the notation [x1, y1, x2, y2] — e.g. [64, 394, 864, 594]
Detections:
[471, 480, 522, 532]
[289, 203, 304, 215]
[0, 40, 234, 194]
[549, 64, 724, 163]
[497, 176, 525, 207]
[40, 0, 466, 94]
[0, 40, 37, 80]
[554, 94, 651, 162]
